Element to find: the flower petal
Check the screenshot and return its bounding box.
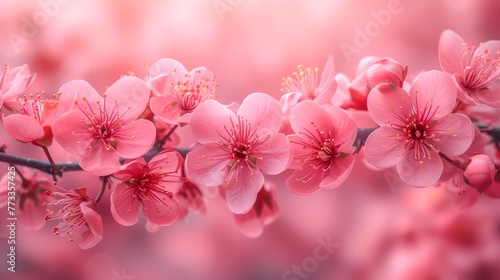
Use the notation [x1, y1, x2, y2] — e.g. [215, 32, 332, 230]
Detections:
[149, 58, 187, 79]
[224, 168, 264, 214]
[320, 154, 355, 189]
[397, 152, 444, 187]
[80, 144, 121, 176]
[190, 99, 235, 143]
[53, 110, 95, 156]
[290, 100, 334, 135]
[364, 126, 403, 169]
[254, 133, 291, 175]
[185, 143, 229, 187]
[286, 167, 322, 195]
[61, 80, 101, 111]
[3, 114, 44, 142]
[79, 201, 103, 249]
[142, 193, 180, 226]
[150, 95, 182, 125]
[238, 92, 283, 135]
[327, 106, 357, 148]
[367, 83, 411, 127]
[110, 183, 141, 226]
[104, 76, 150, 121]
[439, 30, 466, 74]
[114, 119, 156, 159]
[433, 113, 474, 156]
[409, 70, 457, 118]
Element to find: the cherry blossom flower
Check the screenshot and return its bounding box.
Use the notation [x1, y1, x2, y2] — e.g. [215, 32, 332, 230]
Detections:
[286, 100, 357, 194]
[233, 181, 279, 238]
[365, 70, 475, 187]
[52, 77, 156, 176]
[0, 167, 54, 230]
[0, 64, 36, 110]
[148, 58, 218, 125]
[44, 187, 103, 249]
[185, 92, 291, 214]
[3, 91, 72, 146]
[439, 29, 500, 107]
[280, 55, 337, 103]
[111, 149, 185, 226]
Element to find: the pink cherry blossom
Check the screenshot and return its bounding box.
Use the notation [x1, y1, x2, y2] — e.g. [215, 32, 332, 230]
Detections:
[52, 77, 156, 176]
[439, 29, 500, 107]
[185, 92, 291, 214]
[44, 187, 103, 249]
[148, 58, 218, 125]
[0, 167, 54, 230]
[0, 64, 36, 110]
[286, 100, 357, 194]
[463, 154, 497, 193]
[366, 57, 408, 90]
[365, 70, 475, 187]
[3, 91, 73, 146]
[233, 181, 279, 238]
[280, 55, 337, 103]
[111, 149, 185, 226]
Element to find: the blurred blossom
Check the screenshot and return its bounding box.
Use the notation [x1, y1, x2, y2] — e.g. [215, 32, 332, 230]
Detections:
[0, 64, 36, 110]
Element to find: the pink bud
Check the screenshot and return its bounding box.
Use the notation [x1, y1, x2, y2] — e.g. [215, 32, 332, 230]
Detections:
[463, 154, 497, 193]
[366, 57, 408, 90]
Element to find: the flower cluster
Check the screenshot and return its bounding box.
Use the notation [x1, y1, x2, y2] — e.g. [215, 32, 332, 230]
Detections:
[1, 30, 499, 248]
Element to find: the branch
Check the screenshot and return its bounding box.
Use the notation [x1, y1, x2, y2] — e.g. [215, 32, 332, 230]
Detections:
[0, 125, 499, 176]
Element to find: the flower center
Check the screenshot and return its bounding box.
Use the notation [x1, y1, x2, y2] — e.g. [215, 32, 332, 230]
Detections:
[317, 139, 337, 162]
[232, 142, 250, 160]
[171, 69, 218, 111]
[461, 43, 500, 89]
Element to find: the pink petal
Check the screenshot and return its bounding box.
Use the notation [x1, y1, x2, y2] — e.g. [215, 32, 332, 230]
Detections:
[104, 76, 150, 121]
[114, 119, 156, 159]
[150, 95, 181, 125]
[18, 196, 47, 230]
[290, 100, 334, 135]
[142, 194, 180, 226]
[367, 83, 411, 127]
[52, 110, 95, 156]
[149, 58, 187, 79]
[288, 134, 312, 169]
[470, 83, 500, 107]
[409, 70, 457, 118]
[474, 40, 500, 67]
[320, 154, 355, 189]
[279, 91, 303, 113]
[433, 113, 474, 156]
[61, 80, 101, 111]
[148, 149, 183, 173]
[110, 183, 141, 226]
[80, 144, 121, 176]
[185, 143, 230, 187]
[237, 92, 283, 135]
[396, 152, 444, 187]
[190, 99, 235, 143]
[439, 30, 466, 74]
[364, 126, 404, 169]
[224, 168, 264, 214]
[3, 114, 44, 142]
[286, 167, 322, 195]
[79, 201, 103, 249]
[316, 55, 336, 94]
[327, 106, 357, 148]
[254, 133, 291, 175]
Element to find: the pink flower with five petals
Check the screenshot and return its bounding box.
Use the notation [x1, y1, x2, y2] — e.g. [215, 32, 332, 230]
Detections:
[0, 64, 36, 110]
[111, 149, 185, 227]
[365, 70, 475, 187]
[286, 100, 357, 194]
[439, 29, 500, 107]
[186, 92, 291, 214]
[52, 77, 156, 176]
[148, 58, 218, 125]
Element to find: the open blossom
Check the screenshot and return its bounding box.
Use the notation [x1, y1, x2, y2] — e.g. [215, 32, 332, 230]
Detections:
[280, 55, 337, 103]
[0, 64, 36, 109]
[148, 58, 218, 125]
[111, 149, 185, 226]
[44, 187, 103, 249]
[365, 70, 475, 187]
[186, 92, 291, 214]
[52, 77, 156, 176]
[233, 181, 279, 238]
[0, 167, 54, 230]
[286, 100, 357, 194]
[3, 91, 72, 146]
[439, 29, 500, 107]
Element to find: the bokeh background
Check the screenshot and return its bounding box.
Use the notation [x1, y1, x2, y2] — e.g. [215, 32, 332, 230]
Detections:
[1, 0, 500, 279]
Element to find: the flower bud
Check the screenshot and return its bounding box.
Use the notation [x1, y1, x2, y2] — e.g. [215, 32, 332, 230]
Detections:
[463, 154, 497, 193]
[366, 57, 408, 90]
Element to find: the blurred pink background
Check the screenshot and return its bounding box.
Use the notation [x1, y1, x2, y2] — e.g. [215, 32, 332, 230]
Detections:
[1, 0, 500, 279]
